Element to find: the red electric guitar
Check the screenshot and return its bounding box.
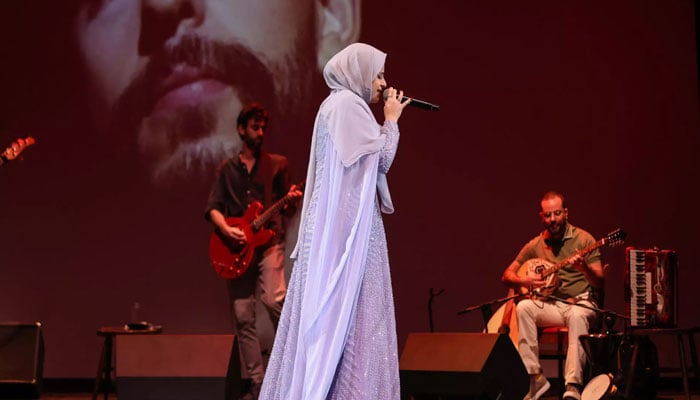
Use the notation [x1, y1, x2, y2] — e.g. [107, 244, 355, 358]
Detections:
[209, 182, 304, 279]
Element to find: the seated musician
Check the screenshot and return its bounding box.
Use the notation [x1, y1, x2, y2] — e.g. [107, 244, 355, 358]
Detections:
[501, 191, 605, 400]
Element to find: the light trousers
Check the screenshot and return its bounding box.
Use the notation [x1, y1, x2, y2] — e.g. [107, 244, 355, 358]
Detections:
[516, 297, 596, 385]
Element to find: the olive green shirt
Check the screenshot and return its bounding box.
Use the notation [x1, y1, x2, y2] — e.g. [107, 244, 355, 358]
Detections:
[514, 223, 600, 299]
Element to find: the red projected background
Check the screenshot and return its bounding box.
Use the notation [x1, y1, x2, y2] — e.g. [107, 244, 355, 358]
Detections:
[1, 0, 698, 377]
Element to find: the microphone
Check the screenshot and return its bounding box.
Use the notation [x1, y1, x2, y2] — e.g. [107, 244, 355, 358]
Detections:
[383, 89, 440, 111]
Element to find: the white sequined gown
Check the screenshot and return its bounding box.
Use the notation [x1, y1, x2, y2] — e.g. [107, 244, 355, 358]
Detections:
[259, 117, 400, 400]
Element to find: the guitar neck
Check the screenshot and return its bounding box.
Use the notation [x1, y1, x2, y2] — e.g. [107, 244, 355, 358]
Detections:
[251, 194, 295, 231]
[541, 238, 606, 278]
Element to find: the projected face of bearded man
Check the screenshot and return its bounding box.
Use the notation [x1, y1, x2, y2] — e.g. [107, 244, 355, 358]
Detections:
[74, 0, 359, 184]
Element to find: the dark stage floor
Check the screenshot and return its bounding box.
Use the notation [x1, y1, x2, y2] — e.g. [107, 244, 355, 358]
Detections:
[19, 376, 700, 399]
[36, 388, 700, 400]
[35, 393, 700, 400]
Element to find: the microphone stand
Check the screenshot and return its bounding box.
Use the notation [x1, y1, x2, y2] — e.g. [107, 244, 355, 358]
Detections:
[457, 292, 528, 332]
[428, 288, 444, 332]
[532, 292, 629, 332]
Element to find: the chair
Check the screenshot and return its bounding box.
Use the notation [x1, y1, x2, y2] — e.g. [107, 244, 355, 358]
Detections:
[538, 326, 569, 386]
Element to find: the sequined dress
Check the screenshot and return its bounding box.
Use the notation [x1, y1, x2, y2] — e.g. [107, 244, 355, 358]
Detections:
[259, 119, 400, 400]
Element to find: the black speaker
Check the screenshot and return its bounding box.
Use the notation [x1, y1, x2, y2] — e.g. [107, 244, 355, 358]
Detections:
[0, 322, 44, 399]
[399, 333, 528, 400]
[115, 334, 238, 400]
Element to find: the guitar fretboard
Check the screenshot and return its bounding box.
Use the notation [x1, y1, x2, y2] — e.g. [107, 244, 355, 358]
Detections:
[251, 194, 298, 231]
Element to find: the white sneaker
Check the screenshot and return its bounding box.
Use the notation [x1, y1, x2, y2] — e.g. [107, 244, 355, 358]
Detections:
[524, 373, 550, 400]
[562, 383, 582, 400]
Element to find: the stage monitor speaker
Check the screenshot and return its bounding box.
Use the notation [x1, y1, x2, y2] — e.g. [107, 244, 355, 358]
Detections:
[0, 322, 44, 399]
[399, 333, 528, 400]
[116, 334, 238, 400]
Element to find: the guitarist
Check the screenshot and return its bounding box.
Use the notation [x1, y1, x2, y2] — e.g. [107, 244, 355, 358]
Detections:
[205, 103, 301, 400]
[501, 191, 605, 400]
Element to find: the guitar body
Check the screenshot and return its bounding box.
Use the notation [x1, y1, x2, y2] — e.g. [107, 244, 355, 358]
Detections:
[486, 259, 559, 347]
[486, 290, 520, 347]
[487, 258, 561, 348]
[516, 258, 558, 296]
[209, 202, 275, 279]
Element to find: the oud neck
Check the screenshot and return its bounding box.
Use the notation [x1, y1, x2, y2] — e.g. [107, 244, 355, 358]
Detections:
[542, 238, 605, 277]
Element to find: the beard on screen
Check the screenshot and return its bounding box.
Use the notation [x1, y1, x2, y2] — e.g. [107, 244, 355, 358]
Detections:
[112, 28, 318, 186]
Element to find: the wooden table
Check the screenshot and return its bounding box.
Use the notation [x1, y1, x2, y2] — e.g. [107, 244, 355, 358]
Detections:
[625, 326, 700, 400]
[92, 325, 162, 400]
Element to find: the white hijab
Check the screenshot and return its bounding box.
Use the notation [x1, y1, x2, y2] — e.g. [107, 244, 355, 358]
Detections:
[321, 42, 387, 167]
[293, 43, 393, 251]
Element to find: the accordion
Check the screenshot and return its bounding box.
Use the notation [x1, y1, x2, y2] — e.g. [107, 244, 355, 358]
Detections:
[624, 247, 678, 327]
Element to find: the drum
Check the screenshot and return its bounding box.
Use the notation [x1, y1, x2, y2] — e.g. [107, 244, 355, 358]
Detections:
[579, 333, 622, 377]
[582, 373, 617, 400]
